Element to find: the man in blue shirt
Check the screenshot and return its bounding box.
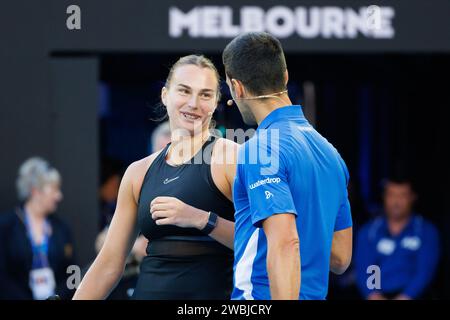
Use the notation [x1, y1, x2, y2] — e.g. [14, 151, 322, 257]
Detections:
[222, 32, 353, 300]
[355, 178, 440, 300]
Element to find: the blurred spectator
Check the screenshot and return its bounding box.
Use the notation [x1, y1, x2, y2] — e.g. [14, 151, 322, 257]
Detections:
[0, 157, 75, 300]
[355, 177, 440, 300]
[149, 121, 171, 154]
[99, 157, 123, 230]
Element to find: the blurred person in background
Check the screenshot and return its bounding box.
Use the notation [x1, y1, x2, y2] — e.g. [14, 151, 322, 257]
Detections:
[355, 177, 440, 300]
[0, 157, 75, 300]
[149, 120, 171, 154]
[99, 157, 123, 230]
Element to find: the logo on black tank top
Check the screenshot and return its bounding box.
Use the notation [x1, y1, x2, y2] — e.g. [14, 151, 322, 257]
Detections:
[163, 176, 180, 184]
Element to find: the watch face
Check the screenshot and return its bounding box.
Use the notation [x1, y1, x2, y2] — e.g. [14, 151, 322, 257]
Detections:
[202, 212, 218, 234]
[210, 212, 218, 226]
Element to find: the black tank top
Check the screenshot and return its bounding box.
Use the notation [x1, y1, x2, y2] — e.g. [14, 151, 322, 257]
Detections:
[137, 135, 234, 241]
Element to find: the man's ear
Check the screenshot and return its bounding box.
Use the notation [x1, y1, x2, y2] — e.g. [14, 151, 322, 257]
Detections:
[284, 70, 289, 86]
[231, 78, 245, 99]
[161, 86, 167, 106]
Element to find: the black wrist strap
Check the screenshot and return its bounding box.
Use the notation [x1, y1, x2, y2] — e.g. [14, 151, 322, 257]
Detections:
[201, 211, 218, 235]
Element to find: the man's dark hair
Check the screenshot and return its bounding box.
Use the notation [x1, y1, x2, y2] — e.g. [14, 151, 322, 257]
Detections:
[382, 175, 415, 193]
[222, 32, 287, 95]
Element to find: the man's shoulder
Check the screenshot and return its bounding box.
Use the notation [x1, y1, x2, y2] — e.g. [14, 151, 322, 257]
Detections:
[251, 125, 296, 152]
[358, 217, 385, 237]
[413, 215, 439, 235]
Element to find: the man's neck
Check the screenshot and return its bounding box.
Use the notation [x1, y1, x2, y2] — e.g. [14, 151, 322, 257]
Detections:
[248, 94, 293, 125]
[387, 215, 411, 236]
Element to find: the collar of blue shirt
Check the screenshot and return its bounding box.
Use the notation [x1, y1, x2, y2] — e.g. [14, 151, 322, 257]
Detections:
[257, 105, 305, 130]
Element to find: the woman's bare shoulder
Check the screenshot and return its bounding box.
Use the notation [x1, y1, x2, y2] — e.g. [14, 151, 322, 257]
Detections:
[213, 137, 239, 162]
[211, 138, 239, 196]
[126, 149, 165, 203]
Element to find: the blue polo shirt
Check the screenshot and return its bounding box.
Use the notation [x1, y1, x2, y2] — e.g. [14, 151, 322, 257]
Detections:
[232, 105, 352, 300]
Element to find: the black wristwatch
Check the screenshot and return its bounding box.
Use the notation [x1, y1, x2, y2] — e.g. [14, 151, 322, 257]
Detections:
[201, 211, 218, 234]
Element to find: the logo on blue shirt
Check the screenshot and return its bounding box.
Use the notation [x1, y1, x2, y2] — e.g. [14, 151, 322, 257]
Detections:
[249, 177, 281, 190]
[265, 191, 274, 199]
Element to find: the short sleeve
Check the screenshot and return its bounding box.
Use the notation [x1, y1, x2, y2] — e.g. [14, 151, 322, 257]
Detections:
[334, 156, 352, 231]
[243, 142, 297, 228]
[334, 197, 353, 231]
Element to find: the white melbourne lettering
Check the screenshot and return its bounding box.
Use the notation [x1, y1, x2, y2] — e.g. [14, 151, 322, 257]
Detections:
[169, 6, 395, 39]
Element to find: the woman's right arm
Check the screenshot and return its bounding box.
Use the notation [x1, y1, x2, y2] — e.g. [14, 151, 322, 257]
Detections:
[72, 161, 142, 300]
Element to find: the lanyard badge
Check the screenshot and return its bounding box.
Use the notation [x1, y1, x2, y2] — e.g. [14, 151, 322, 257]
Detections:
[23, 210, 56, 299]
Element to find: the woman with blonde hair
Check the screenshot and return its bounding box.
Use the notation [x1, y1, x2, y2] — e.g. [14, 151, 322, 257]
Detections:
[73, 55, 238, 299]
